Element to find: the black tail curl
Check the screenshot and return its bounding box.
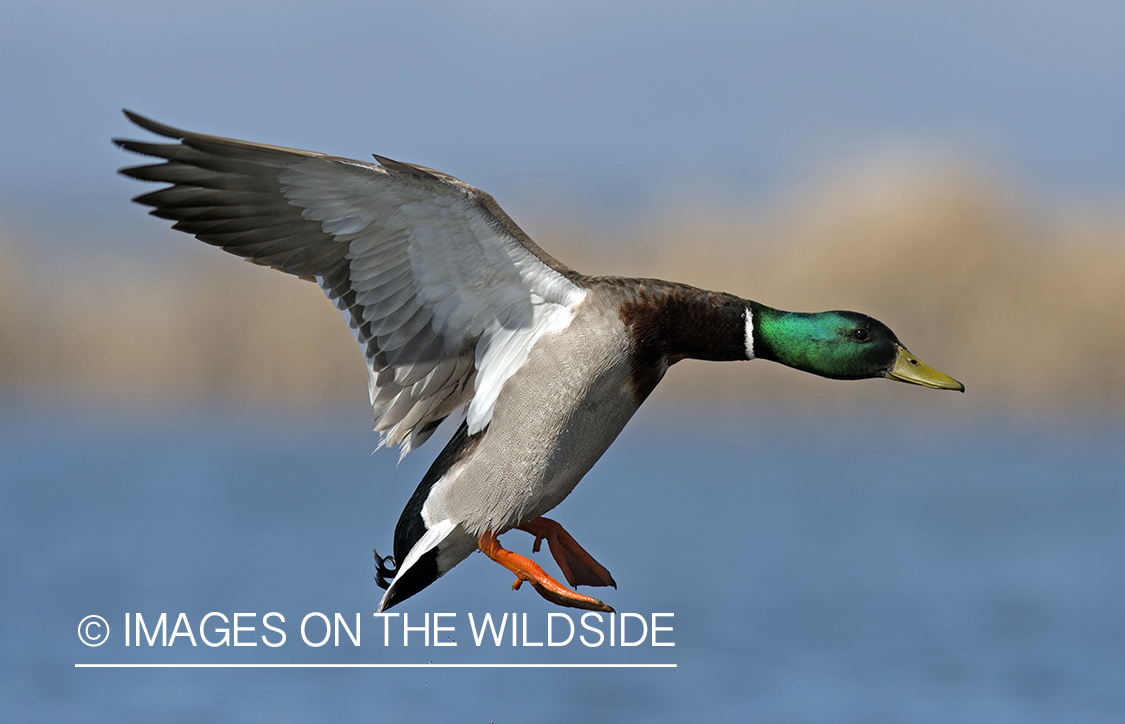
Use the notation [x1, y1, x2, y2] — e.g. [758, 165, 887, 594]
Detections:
[373, 549, 397, 590]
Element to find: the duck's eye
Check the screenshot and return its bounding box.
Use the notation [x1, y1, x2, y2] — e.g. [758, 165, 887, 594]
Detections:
[853, 328, 870, 342]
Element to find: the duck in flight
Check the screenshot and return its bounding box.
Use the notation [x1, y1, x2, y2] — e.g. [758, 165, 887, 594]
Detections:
[116, 111, 964, 613]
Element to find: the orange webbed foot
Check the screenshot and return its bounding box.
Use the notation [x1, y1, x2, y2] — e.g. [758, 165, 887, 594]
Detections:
[517, 516, 617, 589]
[478, 531, 614, 613]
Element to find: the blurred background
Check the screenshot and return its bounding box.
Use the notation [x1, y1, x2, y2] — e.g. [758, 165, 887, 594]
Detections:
[2, 2, 1123, 722]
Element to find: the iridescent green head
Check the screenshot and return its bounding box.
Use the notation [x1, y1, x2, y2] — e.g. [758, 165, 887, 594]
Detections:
[748, 303, 964, 391]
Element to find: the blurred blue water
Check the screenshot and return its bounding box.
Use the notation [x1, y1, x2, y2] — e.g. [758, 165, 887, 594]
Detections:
[2, 404, 1123, 723]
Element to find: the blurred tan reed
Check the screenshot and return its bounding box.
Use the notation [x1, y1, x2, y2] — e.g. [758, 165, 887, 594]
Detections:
[2, 160, 1123, 413]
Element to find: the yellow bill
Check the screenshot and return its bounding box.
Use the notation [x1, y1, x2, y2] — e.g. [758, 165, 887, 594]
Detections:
[884, 345, 964, 392]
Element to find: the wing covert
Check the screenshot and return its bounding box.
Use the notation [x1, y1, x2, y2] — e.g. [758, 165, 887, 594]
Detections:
[115, 111, 588, 454]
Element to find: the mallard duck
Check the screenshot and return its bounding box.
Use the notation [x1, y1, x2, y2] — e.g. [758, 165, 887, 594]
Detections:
[116, 111, 963, 613]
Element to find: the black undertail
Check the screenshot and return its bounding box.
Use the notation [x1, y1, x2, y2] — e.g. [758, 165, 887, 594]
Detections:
[377, 548, 440, 609]
[374, 420, 484, 610]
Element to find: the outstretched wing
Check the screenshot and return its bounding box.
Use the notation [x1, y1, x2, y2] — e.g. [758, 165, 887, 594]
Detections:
[115, 111, 588, 454]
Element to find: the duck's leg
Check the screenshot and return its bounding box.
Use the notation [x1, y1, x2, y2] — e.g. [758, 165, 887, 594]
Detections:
[517, 517, 617, 589]
[478, 531, 614, 613]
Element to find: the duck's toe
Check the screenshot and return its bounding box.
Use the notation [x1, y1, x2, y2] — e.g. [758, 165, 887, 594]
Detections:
[518, 516, 616, 589]
[479, 530, 615, 612]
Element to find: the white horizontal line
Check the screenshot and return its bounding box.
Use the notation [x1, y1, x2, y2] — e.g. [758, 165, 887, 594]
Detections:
[75, 663, 676, 669]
